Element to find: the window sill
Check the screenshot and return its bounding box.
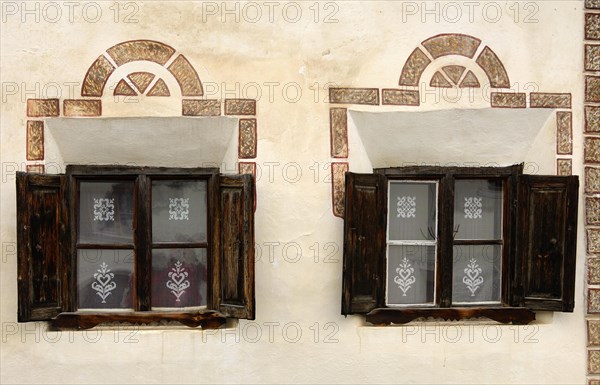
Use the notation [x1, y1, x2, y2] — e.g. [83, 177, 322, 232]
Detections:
[50, 310, 227, 330]
[365, 307, 535, 325]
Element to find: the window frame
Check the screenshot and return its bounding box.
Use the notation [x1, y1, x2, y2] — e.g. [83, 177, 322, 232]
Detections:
[68, 165, 217, 314]
[16, 165, 255, 330]
[343, 164, 579, 325]
[379, 165, 519, 310]
[384, 179, 439, 308]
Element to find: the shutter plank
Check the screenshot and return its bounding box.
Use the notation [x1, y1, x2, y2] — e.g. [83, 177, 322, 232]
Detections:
[17, 172, 68, 321]
[517, 175, 578, 312]
[342, 172, 386, 314]
[213, 174, 255, 319]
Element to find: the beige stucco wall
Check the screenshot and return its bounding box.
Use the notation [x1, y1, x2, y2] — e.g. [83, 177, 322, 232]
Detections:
[0, 1, 586, 384]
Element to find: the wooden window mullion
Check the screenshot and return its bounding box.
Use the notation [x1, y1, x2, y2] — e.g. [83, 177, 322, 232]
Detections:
[503, 174, 515, 306]
[67, 175, 78, 312]
[207, 173, 218, 311]
[438, 175, 454, 308]
[135, 174, 151, 311]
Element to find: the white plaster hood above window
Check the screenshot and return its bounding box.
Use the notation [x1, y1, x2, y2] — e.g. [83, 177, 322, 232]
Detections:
[45, 117, 239, 170]
[348, 108, 556, 174]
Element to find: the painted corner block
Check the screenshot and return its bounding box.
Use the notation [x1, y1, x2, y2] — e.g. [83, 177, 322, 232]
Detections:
[586, 137, 600, 164]
[128, 72, 155, 94]
[63, 99, 101, 117]
[586, 167, 600, 194]
[329, 88, 379, 105]
[27, 99, 59, 117]
[225, 99, 256, 115]
[399, 48, 431, 86]
[422, 34, 481, 59]
[529, 93, 571, 109]
[238, 162, 256, 176]
[490, 93, 525, 108]
[557, 159, 572, 176]
[238, 119, 257, 159]
[332, 162, 349, 218]
[147, 79, 170, 97]
[589, 229, 600, 254]
[587, 107, 600, 133]
[82, 55, 115, 97]
[475, 46, 510, 88]
[167, 55, 203, 97]
[106, 40, 176, 66]
[590, 349, 600, 375]
[556, 112, 573, 155]
[587, 14, 600, 40]
[586, 44, 600, 71]
[26, 164, 44, 173]
[590, 257, 600, 285]
[26, 121, 44, 161]
[330, 108, 348, 158]
[382, 89, 420, 106]
[586, 76, 600, 103]
[237, 161, 257, 212]
[591, 320, 600, 347]
[114, 80, 137, 96]
[588, 197, 600, 226]
[590, 288, 600, 314]
[182, 99, 221, 116]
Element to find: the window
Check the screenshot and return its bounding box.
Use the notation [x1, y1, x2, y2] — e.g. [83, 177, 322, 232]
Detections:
[342, 165, 578, 325]
[16, 166, 255, 329]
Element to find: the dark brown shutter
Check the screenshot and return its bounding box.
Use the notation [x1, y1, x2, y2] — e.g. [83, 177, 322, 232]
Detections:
[517, 175, 578, 312]
[213, 174, 255, 319]
[342, 172, 386, 314]
[17, 172, 69, 321]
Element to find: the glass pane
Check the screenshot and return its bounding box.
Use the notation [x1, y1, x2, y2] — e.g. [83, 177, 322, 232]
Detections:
[152, 180, 207, 243]
[452, 245, 501, 304]
[77, 249, 134, 310]
[386, 245, 435, 305]
[151, 248, 208, 309]
[78, 181, 134, 244]
[388, 182, 437, 241]
[454, 179, 502, 240]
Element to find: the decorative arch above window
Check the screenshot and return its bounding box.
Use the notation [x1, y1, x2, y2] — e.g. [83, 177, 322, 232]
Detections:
[113, 72, 171, 97]
[19, 39, 259, 329]
[326, 32, 578, 325]
[24, 39, 258, 175]
[327, 33, 574, 219]
[81, 39, 203, 98]
[429, 65, 480, 88]
[398, 33, 510, 89]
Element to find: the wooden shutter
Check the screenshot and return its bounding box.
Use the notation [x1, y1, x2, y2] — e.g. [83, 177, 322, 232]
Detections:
[16, 172, 69, 321]
[213, 174, 255, 319]
[517, 175, 578, 312]
[342, 173, 386, 314]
